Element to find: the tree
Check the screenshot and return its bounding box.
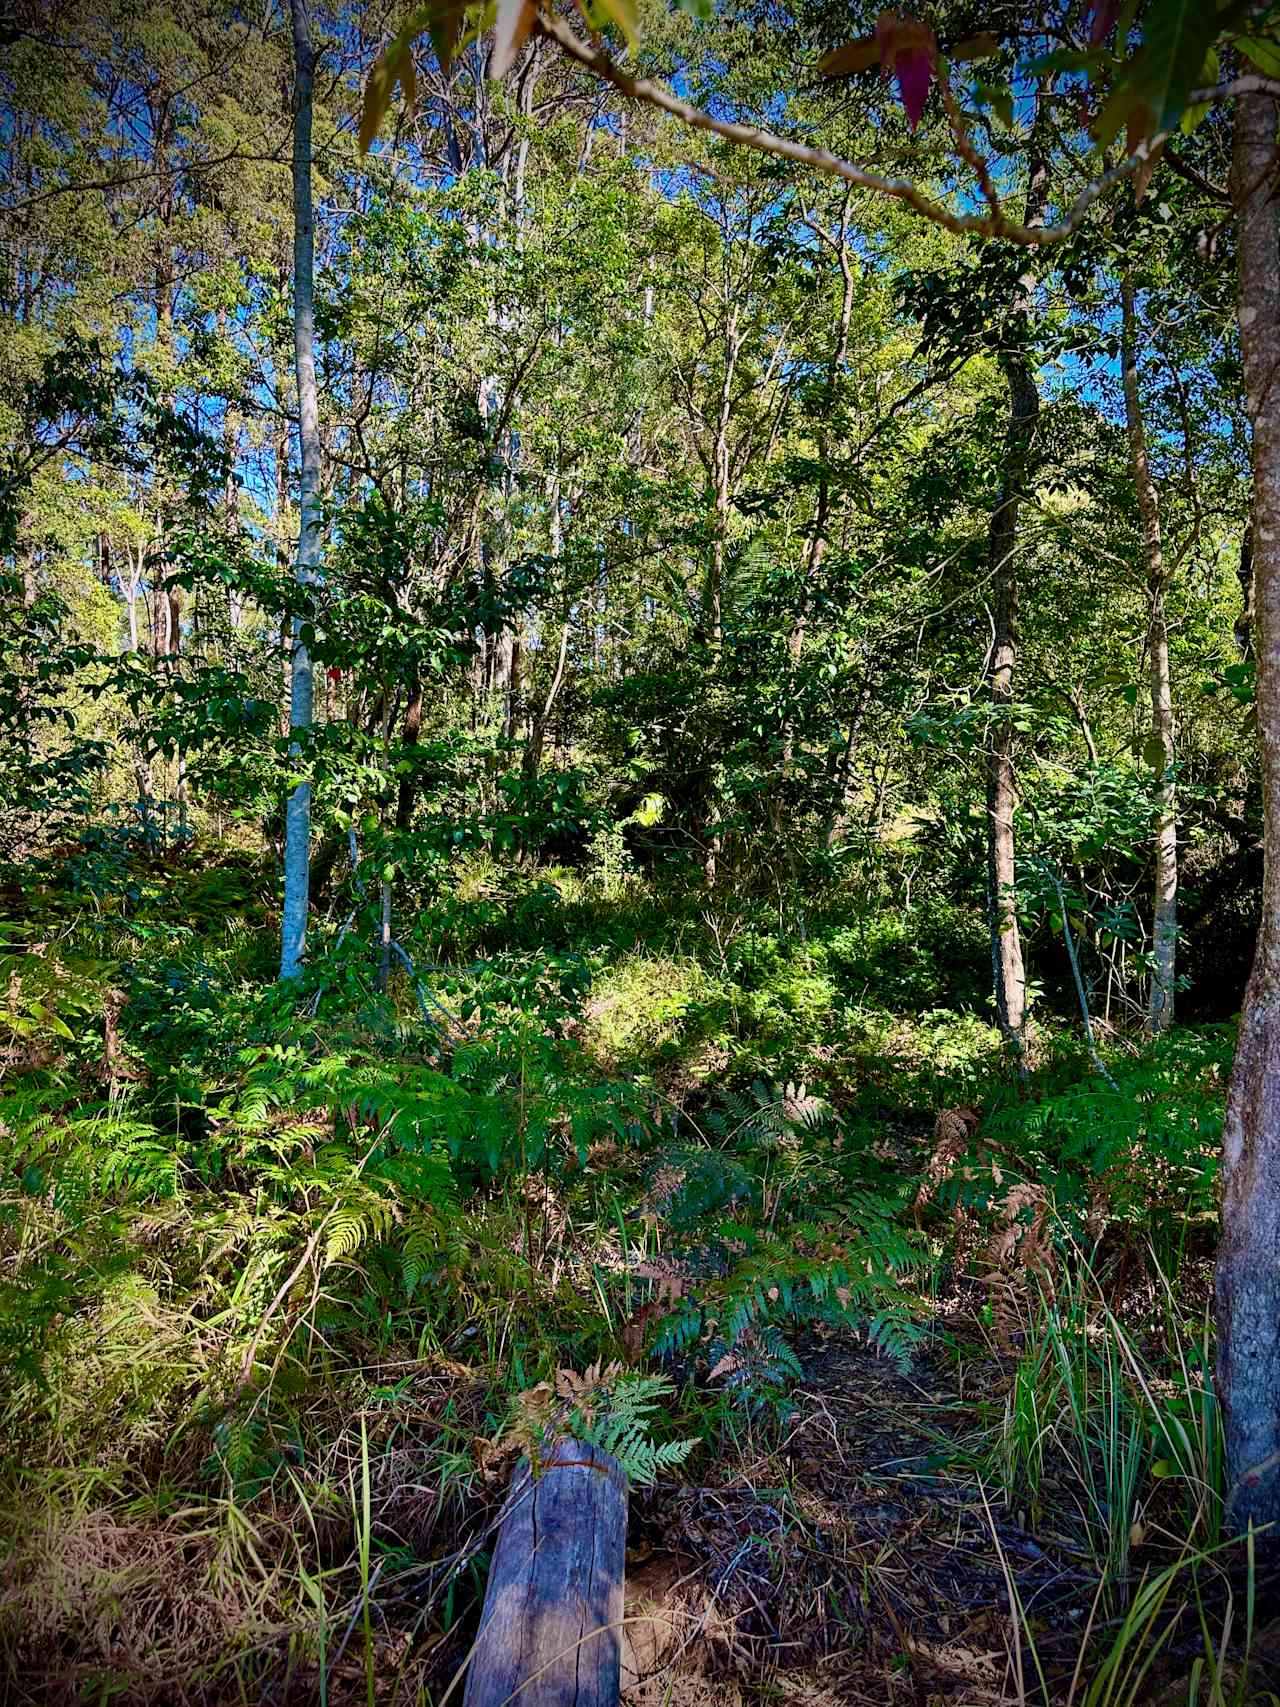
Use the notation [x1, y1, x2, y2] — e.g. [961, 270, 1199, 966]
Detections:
[280, 0, 322, 981]
[984, 104, 1049, 1073]
[1216, 77, 1280, 1533]
[358, 0, 1280, 1525]
[1119, 269, 1177, 1033]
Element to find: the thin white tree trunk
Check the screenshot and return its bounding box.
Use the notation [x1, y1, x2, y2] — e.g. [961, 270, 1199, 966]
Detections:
[280, 0, 322, 980]
[1120, 271, 1177, 1033]
[984, 131, 1047, 1072]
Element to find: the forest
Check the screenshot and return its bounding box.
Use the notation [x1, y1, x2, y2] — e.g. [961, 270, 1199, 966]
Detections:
[3, 0, 1280, 1701]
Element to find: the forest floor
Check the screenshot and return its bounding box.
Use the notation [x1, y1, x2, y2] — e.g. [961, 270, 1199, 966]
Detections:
[616, 1331, 1280, 1707]
[0, 848, 1267, 1704]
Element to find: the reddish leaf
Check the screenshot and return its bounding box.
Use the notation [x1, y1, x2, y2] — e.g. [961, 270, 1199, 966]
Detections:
[399, 47, 418, 120]
[360, 49, 398, 155]
[1128, 111, 1165, 202]
[873, 11, 938, 132]
[427, 2, 468, 72]
[894, 46, 934, 129]
[1092, 77, 1144, 148]
[360, 10, 436, 153]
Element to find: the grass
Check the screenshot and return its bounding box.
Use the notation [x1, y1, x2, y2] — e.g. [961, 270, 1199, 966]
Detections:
[0, 847, 1267, 1704]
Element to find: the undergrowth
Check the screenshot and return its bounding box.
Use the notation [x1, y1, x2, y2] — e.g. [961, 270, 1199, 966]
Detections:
[0, 850, 1262, 1705]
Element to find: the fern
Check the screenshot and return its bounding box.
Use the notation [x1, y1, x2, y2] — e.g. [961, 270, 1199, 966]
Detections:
[577, 1371, 697, 1485]
[707, 1323, 803, 1417]
[506, 1363, 697, 1487]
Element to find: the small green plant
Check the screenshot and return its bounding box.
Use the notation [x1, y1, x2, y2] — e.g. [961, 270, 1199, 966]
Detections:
[505, 1362, 697, 1487]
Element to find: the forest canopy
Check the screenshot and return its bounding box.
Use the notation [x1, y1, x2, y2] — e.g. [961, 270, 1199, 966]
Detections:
[2, 1, 1280, 1701]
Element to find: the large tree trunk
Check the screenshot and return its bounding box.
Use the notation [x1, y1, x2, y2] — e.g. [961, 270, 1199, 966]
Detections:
[280, 0, 322, 981]
[1216, 83, 1280, 1534]
[1120, 271, 1178, 1033]
[523, 479, 571, 781]
[704, 305, 738, 656]
[984, 139, 1047, 1070]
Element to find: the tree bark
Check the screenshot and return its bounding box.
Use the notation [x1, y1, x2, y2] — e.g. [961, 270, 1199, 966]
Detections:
[1120, 271, 1178, 1034]
[1237, 517, 1255, 658]
[984, 135, 1048, 1071]
[1216, 81, 1280, 1534]
[824, 675, 871, 849]
[463, 1439, 626, 1707]
[280, 0, 322, 981]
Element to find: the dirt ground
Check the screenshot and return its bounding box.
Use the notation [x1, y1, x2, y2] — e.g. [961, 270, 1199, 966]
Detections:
[613, 1338, 1280, 1706]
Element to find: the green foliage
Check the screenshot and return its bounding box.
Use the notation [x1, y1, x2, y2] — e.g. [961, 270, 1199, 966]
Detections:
[0, 0, 1266, 1694]
[965, 1026, 1230, 1254]
[550, 1365, 698, 1486]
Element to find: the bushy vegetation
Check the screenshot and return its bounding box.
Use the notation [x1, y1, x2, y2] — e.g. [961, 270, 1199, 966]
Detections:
[0, 842, 1255, 1702]
[4, 0, 1279, 1702]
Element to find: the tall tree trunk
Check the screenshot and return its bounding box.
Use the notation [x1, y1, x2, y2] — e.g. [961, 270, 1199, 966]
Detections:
[702, 307, 741, 885]
[275, 354, 293, 738]
[984, 133, 1048, 1073]
[150, 87, 181, 669]
[705, 303, 740, 654]
[525, 620, 570, 780]
[824, 675, 871, 849]
[779, 195, 855, 830]
[524, 478, 570, 781]
[1236, 518, 1255, 658]
[505, 622, 524, 745]
[1120, 271, 1178, 1033]
[280, 0, 321, 981]
[1216, 83, 1280, 1534]
[396, 684, 424, 834]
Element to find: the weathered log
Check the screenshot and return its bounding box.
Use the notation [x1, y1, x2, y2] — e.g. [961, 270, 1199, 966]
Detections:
[463, 1438, 628, 1707]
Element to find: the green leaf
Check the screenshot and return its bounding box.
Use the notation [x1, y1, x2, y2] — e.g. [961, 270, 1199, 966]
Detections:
[948, 31, 998, 63]
[361, 5, 458, 152]
[591, 0, 638, 47]
[1131, 0, 1221, 133]
[1093, 79, 1145, 149]
[360, 49, 399, 155]
[426, 0, 470, 69]
[1239, 34, 1280, 78]
[976, 81, 1015, 129]
[1180, 48, 1218, 133]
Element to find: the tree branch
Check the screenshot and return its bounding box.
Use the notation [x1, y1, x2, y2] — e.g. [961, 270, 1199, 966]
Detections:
[534, 11, 1250, 248]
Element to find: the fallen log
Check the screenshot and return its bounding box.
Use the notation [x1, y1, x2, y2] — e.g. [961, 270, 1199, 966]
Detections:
[464, 1438, 628, 1707]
